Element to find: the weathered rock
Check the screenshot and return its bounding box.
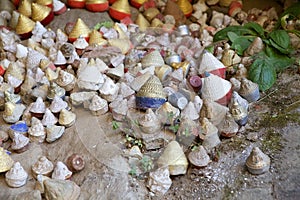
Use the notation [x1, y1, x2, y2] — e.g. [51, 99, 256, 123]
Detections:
[147, 167, 172, 196]
[188, 146, 210, 167]
[13, 190, 42, 200]
[44, 179, 80, 200]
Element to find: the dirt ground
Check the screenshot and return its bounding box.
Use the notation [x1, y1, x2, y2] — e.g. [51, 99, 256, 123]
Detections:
[0, 3, 300, 200]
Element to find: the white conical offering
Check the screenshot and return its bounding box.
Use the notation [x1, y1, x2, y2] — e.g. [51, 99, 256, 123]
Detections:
[54, 50, 67, 66]
[109, 97, 128, 121]
[11, 132, 30, 153]
[141, 50, 165, 67]
[5, 162, 28, 188]
[147, 167, 172, 196]
[46, 125, 65, 143]
[198, 50, 226, 78]
[32, 21, 47, 42]
[77, 60, 105, 91]
[30, 97, 46, 114]
[157, 141, 188, 175]
[119, 82, 135, 99]
[26, 48, 48, 69]
[200, 98, 228, 126]
[55, 69, 76, 92]
[138, 108, 161, 134]
[201, 72, 232, 105]
[53, 0, 66, 14]
[228, 91, 249, 111]
[49, 95, 68, 114]
[89, 95, 108, 116]
[42, 108, 58, 126]
[99, 76, 119, 102]
[188, 145, 210, 167]
[28, 117, 46, 143]
[58, 109, 76, 127]
[200, 118, 221, 150]
[181, 101, 199, 121]
[73, 36, 89, 50]
[32, 156, 54, 179]
[3, 102, 26, 124]
[52, 161, 72, 180]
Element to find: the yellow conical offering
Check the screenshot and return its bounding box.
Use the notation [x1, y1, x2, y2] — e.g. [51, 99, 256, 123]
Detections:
[177, 0, 193, 17]
[135, 13, 150, 31]
[0, 148, 14, 173]
[31, 2, 54, 26]
[36, 0, 53, 7]
[18, 0, 32, 17]
[68, 18, 91, 43]
[89, 30, 107, 46]
[16, 14, 35, 39]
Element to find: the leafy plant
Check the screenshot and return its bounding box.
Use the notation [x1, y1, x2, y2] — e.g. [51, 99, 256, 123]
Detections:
[140, 156, 154, 172]
[125, 134, 144, 149]
[213, 21, 296, 91]
[112, 120, 120, 130]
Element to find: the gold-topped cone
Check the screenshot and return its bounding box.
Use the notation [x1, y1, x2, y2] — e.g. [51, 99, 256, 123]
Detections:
[0, 147, 14, 173]
[68, 18, 90, 42]
[36, 0, 53, 6]
[135, 13, 150, 31]
[31, 2, 51, 22]
[16, 14, 35, 34]
[137, 75, 166, 99]
[177, 0, 193, 17]
[109, 0, 131, 21]
[18, 0, 32, 17]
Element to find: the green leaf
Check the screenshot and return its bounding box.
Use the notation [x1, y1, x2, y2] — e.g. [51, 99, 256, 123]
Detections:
[213, 26, 256, 42]
[231, 36, 253, 55]
[268, 39, 291, 54]
[227, 32, 239, 42]
[244, 22, 265, 38]
[265, 46, 295, 72]
[268, 30, 290, 49]
[248, 58, 277, 91]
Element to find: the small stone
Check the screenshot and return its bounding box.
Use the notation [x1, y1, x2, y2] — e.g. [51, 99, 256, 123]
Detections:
[147, 167, 172, 196]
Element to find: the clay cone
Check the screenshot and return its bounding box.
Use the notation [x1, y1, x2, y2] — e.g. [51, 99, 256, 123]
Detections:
[18, 0, 32, 17]
[130, 0, 147, 9]
[36, 0, 53, 8]
[135, 13, 150, 31]
[31, 2, 54, 26]
[163, 0, 186, 26]
[86, 0, 109, 12]
[67, 0, 86, 8]
[68, 18, 90, 43]
[89, 30, 107, 46]
[0, 147, 14, 173]
[109, 0, 131, 21]
[16, 14, 35, 39]
[177, 0, 193, 17]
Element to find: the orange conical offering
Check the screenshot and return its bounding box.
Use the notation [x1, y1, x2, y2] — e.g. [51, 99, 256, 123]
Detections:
[67, 0, 86, 8]
[177, 0, 193, 17]
[130, 0, 147, 9]
[18, 0, 32, 17]
[86, 0, 109, 12]
[36, 0, 53, 8]
[31, 3, 54, 26]
[89, 30, 108, 46]
[16, 14, 35, 39]
[109, 0, 131, 21]
[68, 18, 90, 43]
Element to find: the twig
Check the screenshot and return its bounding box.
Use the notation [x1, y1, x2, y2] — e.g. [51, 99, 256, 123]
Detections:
[256, 89, 278, 103]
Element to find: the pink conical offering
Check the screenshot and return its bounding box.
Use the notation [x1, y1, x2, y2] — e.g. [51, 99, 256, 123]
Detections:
[201, 72, 232, 106]
[198, 50, 226, 78]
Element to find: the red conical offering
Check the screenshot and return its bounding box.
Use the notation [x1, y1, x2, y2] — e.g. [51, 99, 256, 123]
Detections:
[67, 0, 86, 8]
[36, 0, 53, 9]
[86, 0, 109, 12]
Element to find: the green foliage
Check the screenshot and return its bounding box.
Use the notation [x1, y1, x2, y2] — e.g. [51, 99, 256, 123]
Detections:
[213, 21, 296, 91]
[112, 120, 120, 130]
[125, 134, 144, 149]
[94, 21, 114, 30]
[140, 156, 154, 172]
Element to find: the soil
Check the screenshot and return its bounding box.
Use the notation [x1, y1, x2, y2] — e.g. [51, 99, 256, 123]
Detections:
[0, 3, 300, 200]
